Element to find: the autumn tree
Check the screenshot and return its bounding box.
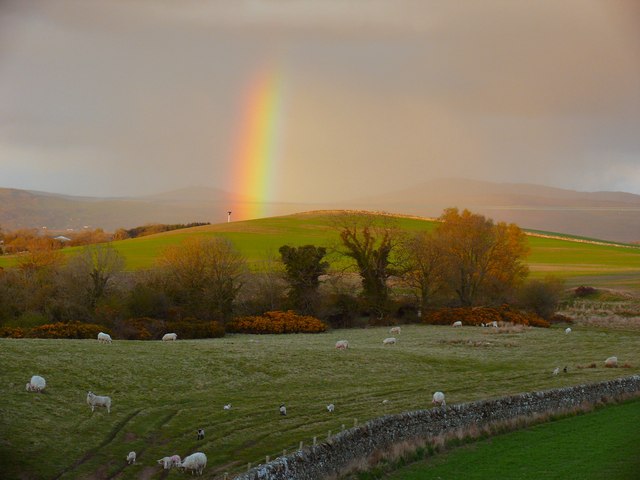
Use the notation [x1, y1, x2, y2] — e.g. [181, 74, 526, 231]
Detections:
[62, 243, 126, 310]
[399, 230, 446, 312]
[157, 237, 246, 322]
[279, 244, 329, 314]
[336, 213, 401, 318]
[436, 208, 529, 306]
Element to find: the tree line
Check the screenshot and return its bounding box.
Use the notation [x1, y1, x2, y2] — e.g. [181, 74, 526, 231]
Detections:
[0, 209, 563, 333]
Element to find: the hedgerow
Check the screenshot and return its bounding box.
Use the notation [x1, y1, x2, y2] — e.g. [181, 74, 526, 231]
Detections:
[422, 306, 550, 328]
[227, 310, 328, 334]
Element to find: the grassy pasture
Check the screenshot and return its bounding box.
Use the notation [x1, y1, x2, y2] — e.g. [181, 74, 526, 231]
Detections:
[1, 211, 639, 289]
[2, 324, 639, 479]
[388, 398, 640, 480]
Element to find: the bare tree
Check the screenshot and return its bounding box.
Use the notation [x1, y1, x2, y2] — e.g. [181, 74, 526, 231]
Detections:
[157, 237, 246, 321]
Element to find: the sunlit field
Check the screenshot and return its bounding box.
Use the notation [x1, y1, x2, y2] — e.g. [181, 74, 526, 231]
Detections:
[2, 323, 639, 479]
[1, 212, 639, 290]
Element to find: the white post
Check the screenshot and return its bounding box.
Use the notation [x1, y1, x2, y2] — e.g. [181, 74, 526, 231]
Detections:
[227, 211, 232, 223]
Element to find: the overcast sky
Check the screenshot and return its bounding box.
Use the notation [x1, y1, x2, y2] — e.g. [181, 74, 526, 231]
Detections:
[1, 0, 639, 202]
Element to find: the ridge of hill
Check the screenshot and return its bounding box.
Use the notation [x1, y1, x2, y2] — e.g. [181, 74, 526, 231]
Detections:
[1, 179, 639, 242]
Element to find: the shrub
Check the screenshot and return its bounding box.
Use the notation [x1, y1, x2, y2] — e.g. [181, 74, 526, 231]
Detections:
[166, 318, 225, 339]
[115, 317, 166, 340]
[422, 306, 549, 328]
[24, 322, 108, 339]
[574, 285, 597, 297]
[0, 326, 27, 338]
[227, 310, 328, 334]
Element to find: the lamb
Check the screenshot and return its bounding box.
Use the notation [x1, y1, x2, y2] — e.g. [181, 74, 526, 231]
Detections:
[335, 340, 349, 350]
[452, 321, 462, 327]
[97, 332, 112, 343]
[197, 428, 205, 440]
[223, 403, 232, 410]
[86, 391, 111, 413]
[432, 391, 446, 408]
[279, 403, 287, 416]
[157, 455, 181, 470]
[389, 326, 401, 335]
[565, 327, 572, 334]
[25, 375, 46, 393]
[178, 452, 207, 476]
[604, 356, 618, 368]
[162, 332, 177, 341]
[327, 403, 335, 413]
[126, 451, 136, 465]
[553, 367, 560, 376]
[382, 337, 397, 345]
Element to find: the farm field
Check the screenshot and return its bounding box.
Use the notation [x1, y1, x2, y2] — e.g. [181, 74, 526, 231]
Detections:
[1, 211, 639, 290]
[2, 323, 639, 479]
[388, 397, 640, 480]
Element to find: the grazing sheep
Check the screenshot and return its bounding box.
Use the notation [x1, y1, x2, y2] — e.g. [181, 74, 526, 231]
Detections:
[382, 337, 397, 345]
[86, 391, 111, 413]
[381, 399, 389, 405]
[605, 356, 618, 368]
[553, 367, 560, 376]
[335, 340, 349, 350]
[452, 321, 462, 327]
[279, 403, 287, 416]
[327, 403, 335, 413]
[197, 428, 205, 440]
[491, 321, 498, 328]
[179, 452, 207, 476]
[223, 403, 232, 410]
[97, 332, 112, 343]
[480, 323, 486, 327]
[162, 332, 177, 341]
[432, 391, 446, 408]
[565, 327, 572, 334]
[25, 375, 46, 393]
[389, 326, 401, 335]
[126, 451, 136, 465]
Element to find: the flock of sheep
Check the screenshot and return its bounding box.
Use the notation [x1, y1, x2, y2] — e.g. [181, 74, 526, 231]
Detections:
[22, 322, 623, 477]
[25, 330, 208, 476]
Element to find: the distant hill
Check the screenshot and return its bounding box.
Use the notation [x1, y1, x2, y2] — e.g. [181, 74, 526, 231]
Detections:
[1, 179, 639, 242]
[346, 179, 640, 243]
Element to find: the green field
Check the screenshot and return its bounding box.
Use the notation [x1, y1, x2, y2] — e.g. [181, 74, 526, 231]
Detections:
[388, 398, 640, 480]
[2, 211, 639, 289]
[2, 324, 639, 479]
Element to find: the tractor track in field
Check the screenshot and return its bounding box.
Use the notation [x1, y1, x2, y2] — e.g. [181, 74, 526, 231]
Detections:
[53, 408, 143, 479]
[105, 409, 179, 480]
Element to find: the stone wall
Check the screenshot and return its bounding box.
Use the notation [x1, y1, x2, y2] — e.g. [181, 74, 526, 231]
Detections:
[234, 375, 640, 480]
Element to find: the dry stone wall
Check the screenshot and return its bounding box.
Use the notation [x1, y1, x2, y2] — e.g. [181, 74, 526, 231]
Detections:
[234, 375, 640, 480]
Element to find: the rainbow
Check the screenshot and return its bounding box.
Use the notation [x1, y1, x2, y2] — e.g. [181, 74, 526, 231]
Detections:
[229, 64, 285, 220]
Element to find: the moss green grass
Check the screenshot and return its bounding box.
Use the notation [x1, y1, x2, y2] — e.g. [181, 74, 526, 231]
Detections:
[388, 398, 640, 480]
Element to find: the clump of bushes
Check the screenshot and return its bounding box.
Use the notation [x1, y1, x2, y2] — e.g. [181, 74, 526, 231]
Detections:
[574, 285, 597, 297]
[423, 306, 550, 328]
[0, 322, 108, 339]
[227, 310, 328, 334]
[115, 317, 225, 340]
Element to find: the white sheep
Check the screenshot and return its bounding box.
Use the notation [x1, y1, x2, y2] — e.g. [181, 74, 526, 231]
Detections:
[157, 455, 181, 469]
[389, 326, 401, 335]
[179, 452, 207, 476]
[565, 327, 572, 334]
[25, 375, 46, 393]
[327, 403, 335, 413]
[97, 332, 112, 343]
[604, 356, 618, 368]
[335, 340, 349, 350]
[452, 321, 462, 327]
[162, 332, 177, 341]
[553, 367, 560, 376]
[223, 403, 232, 410]
[279, 403, 287, 416]
[382, 337, 397, 345]
[491, 321, 498, 328]
[86, 391, 111, 413]
[432, 391, 446, 408]
[126, 451, 136, 465]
